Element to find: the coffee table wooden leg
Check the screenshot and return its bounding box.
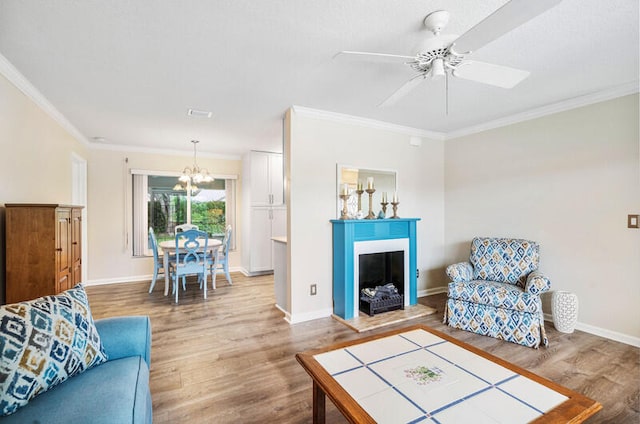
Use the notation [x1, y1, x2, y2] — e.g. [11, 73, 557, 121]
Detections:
[313, 380, 326, 424]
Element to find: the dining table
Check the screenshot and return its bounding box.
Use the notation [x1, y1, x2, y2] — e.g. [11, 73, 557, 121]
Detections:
[158, 238, 222, 296]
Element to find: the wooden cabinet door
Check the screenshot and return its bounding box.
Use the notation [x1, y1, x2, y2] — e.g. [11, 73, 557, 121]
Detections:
[71, 208, 82, 285]
[55, 208, 72, 293]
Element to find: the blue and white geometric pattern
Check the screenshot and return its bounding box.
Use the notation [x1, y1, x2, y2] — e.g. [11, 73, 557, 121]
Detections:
[470, 237, 539, 289]
[313, 330, 566, 423]
[444, 299, 548, 348]
[447, 280, 541, 313]
[444, 237, 551, 349]
[445, 262, 473, 283]
[0, 284, 107, 416]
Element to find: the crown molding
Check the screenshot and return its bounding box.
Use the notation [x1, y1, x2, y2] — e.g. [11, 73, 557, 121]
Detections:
[3, 50, 636, 151]
[446, 80, 640, 140]
[291, 105, 447, 141]
[90, 141, 242, 161]
[0, 52, 91, 147]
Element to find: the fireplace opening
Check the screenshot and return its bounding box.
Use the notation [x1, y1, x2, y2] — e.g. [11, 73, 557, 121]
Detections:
[358, 251, 405, 316]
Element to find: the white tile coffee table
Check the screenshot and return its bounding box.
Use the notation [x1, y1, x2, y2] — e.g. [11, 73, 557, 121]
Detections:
[296, 324, 601, 423]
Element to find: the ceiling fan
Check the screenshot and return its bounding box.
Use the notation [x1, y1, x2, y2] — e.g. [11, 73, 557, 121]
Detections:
[336, 0, 563, 109]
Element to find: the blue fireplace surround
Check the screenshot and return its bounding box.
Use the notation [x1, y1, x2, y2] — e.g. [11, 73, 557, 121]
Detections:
[331, 218, 420, 319]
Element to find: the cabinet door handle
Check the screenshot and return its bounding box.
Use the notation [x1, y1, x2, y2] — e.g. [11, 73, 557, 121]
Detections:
[72, 242, 78, 245]
[56, 248, 63, 252]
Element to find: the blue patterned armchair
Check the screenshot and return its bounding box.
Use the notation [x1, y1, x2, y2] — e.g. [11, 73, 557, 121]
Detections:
[443, 237, 551, 348]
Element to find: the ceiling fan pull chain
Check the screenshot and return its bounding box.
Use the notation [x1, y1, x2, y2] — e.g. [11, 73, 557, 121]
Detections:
[445, 71, 449, 116]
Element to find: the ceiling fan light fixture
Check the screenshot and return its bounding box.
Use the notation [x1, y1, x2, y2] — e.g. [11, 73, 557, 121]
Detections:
[431, 58, 445, 79]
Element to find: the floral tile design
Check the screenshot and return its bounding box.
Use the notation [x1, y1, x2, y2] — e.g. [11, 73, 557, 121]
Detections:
[313, 329, 568, 424]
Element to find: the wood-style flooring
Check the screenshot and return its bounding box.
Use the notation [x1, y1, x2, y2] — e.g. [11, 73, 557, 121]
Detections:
[86, 273, 640, 423]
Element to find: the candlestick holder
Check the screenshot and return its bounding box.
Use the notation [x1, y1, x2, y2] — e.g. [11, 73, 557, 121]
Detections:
[356, 189, 364, 216]
[339, 194, 350, 220]
[390, 201, 400, 219]
[380, 201, 388, 217]
[365, 188, 376, 219]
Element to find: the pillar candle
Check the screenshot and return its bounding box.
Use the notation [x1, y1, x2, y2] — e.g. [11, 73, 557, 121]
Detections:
[367, 177, 374, 190]
[357, 181, 363, 191]
[342, 183, 348, 196]
[382, 192, 387, 203]
[393, 191, 398, 203]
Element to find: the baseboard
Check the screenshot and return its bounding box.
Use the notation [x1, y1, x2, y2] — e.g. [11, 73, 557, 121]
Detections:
[287, 308, 334, 324]
[239, 267, 273, 277]
[85, 267, 244, 287]
[275, 304, 293, 323]
[418, 287, 447, 298]
[543, 313, 640, 348]
[84, 275, 152, 286]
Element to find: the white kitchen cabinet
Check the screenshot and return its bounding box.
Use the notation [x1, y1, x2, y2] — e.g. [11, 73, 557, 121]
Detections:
[248, 151, 283, 206]
[246, 207, 286, 272]
[242, 151, 287, 275]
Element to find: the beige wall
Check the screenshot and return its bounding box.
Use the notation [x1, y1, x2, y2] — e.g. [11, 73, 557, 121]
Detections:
[86, 148, 242, 284]
[0, 70, 243, 289]
[0, 73, 88, 203]
[444, 94, 640, 341]
[287, 108, 446, 322]
[0, 73, 89, 302]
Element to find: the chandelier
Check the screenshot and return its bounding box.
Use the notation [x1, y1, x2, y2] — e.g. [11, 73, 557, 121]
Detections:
[179, 140, 214, 185]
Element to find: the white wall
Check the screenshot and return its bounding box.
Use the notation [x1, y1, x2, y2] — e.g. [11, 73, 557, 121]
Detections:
[86, 148, 242, 284]
[444, 94, 640, 341]
[286, 107, 446, 323]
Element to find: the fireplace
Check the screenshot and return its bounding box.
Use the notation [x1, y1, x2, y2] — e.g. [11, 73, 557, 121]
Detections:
[359, 251, 404, 293]
[358, 250, 405, 316]
[331, 218, 420, 320]
[355, 238, 409, 316]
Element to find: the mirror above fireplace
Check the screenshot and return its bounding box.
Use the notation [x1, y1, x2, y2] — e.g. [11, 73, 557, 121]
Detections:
[336, 164, 397, 219]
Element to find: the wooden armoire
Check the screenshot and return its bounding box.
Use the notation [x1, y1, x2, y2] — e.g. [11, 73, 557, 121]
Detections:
[5, 203, 84, 303]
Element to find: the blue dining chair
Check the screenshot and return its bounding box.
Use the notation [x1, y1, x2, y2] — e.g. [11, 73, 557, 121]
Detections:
[175, 223, 199, 234]
[148, 227, 172, 293]
[171, 229, 210, 303]
[208, 225, 233, 289]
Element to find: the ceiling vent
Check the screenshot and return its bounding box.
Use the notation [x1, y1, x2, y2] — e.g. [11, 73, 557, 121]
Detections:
[187, 108, 213, 118]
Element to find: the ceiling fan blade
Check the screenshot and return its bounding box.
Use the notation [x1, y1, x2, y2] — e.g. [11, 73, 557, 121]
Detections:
[334, 51, 415, 63]
[452, 60, 530, 88]
[451, 0, 563, 54]
[378, 74, 427, 107]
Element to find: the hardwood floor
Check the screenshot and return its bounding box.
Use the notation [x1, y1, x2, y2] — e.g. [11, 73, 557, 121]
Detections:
[86, 274, 640, 423]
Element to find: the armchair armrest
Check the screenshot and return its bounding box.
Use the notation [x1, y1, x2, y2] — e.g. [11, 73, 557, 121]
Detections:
[525, 271, 551, 295]
[95, 316, 151, 367]
[446, 262, 474, 282]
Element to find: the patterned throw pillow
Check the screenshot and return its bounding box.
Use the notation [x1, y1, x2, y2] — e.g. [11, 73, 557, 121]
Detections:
[0, 284, 108, 416]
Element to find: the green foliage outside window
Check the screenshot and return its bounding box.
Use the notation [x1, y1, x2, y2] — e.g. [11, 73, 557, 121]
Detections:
[148, 195, 225, 242]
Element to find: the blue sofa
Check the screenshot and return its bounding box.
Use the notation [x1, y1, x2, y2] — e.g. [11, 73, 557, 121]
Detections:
[0, 316, 152, 424]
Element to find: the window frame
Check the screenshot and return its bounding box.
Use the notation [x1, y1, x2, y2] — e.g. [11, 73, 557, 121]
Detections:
[130, 169, 237, 257]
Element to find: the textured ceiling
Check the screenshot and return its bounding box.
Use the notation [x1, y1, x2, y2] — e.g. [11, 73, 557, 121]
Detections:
[0, 0, 638, 156]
